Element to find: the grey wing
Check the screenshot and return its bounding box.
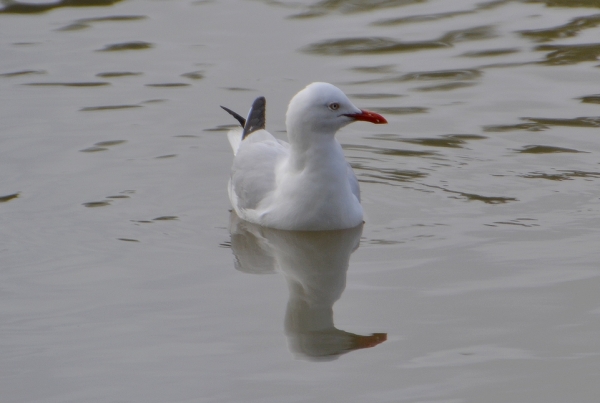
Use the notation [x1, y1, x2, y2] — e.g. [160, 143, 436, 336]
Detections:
[242, 97, 266, 139]
[230, 139, 287, 210]
[347, 162, 360, 202]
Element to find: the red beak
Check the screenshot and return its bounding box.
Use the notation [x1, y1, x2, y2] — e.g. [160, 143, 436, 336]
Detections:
[344, 109, 387, 124]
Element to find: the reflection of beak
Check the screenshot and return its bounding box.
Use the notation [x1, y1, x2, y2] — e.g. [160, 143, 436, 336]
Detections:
[351, 332, 388, 349]
[344, 109, 388, 124]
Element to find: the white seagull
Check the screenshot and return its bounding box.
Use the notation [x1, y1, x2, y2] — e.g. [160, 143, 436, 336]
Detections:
[221, 82, 387, 231]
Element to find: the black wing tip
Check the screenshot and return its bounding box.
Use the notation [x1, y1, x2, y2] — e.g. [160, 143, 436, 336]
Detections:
[220, 105, 246, 128]
[242, 96, 266, 139]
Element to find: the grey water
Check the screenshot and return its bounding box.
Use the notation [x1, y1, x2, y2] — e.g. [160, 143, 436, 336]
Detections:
[2, 0, 600, 401]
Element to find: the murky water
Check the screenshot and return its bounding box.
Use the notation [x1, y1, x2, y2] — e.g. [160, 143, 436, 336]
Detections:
[2, 0, 600, 401]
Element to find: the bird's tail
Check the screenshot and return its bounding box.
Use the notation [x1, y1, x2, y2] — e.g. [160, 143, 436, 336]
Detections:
[221, 96, 267, 155]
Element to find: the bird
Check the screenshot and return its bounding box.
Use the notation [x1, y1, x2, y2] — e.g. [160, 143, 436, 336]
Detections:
[221, 82, 387, 231]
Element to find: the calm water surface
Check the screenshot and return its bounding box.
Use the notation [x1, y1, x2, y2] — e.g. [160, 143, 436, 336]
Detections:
[2, 0, 600, 402]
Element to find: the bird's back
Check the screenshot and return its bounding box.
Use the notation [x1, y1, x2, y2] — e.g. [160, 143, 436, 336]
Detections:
[228, 129, 288, 214]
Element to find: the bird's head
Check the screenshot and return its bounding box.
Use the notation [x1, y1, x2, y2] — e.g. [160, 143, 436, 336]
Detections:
[286, 82, 387, 137]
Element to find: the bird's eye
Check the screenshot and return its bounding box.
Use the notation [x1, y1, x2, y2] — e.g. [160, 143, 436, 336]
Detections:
[329, 102, 340, 111]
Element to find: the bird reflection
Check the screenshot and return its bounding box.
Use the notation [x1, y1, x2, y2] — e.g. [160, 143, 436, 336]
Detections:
[229, 212, 386, 361]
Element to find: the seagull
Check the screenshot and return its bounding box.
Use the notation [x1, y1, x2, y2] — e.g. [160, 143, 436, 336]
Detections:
[221, 82, 387, 231]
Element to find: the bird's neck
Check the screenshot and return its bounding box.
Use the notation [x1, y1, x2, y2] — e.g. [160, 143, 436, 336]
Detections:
[287, 127, 342, 171]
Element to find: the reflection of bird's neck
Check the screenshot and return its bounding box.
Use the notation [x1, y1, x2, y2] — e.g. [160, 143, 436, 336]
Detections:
[276, 236, 351, 334]
[284, 280, 336, 333]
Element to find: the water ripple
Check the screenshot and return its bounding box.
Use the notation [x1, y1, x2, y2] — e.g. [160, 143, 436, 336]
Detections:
[305, 26, 497, 56]
[145, 83, 190, 87]
[303, 37, 449, 55]
[521, 170, 600, 181]
[181, 71, 205, 80]
[372, 10, 470, 26]
[515, 145, 585, 154]
[526, 0, 600, 9]
[369, 106, 428, 114]
[289, 0, 424, 19]
[349, 93, 404, 99]
[525, 116, 600, 128]
[579, 94, 600, 104]
[96, 72, 143, 78]
[461, 48, 520, 57]
[343, 144, 438, 157]
[484, 116, 600, 131]
[360, 68, 481, 84]
[536, 43, 600, 65]
[24, 82, 110, 87]
[80, 105, 142, 111]
[98, 41, 154, 52]
[0, 193, 19, 203]
[395, 136, 468, 148]
[414, 82, 477, 92]
[519, 14, 600, 43]
[80, 140, 126, 152]
[357, 166, 428, 184]
[425, 184, 518, 204]
[439, 25, 496, 44]
[0, 70, 46, 77]
[0, 0, 123, 14]
[58, 15, 146, 31]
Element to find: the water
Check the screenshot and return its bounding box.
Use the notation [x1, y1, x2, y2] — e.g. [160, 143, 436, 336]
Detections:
[2, 0, 600, 401]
